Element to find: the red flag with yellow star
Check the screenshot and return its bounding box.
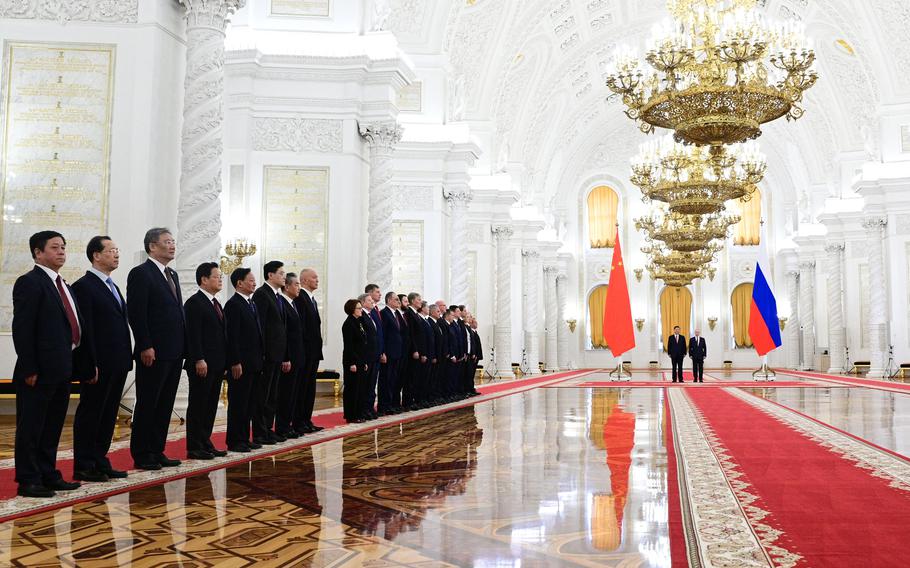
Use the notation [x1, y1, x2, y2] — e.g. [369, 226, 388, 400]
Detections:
[602, 228, 635, 356]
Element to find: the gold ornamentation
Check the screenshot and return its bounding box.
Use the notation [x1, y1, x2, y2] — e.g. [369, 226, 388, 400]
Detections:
[635, 318, 645, 332]
[220, 238, 256, 275]
[707, 316, 717, 330]
[779, 316, 787, 331]
[566, 318, 577, 333]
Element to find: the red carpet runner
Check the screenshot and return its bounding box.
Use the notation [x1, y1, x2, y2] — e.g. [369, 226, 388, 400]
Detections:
[678, 387, 910, 567]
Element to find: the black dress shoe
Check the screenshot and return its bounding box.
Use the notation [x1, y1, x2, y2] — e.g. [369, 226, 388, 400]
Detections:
[271, 432, 287, 443]
[209, 448, 228, 457]
[281, 430, 300, 439]
[254, 437, 275, 446]
[18, 484, 55, 498]
[157, 456, 182, 467]
[187, 450, 215, 460]
[248, 441, 263, 450]
[309, 424, 324, 432]
[101, 468, 128, 479]
[46, 479, 81, 491]
[228, 445, 251, 453]
[134, 462, 162, 471]
[73, 469, 109, 482]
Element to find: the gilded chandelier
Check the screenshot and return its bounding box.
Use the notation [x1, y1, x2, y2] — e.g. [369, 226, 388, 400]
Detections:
[631, 135, 765, 215]
[605, 0, 817, 145]
[635, 209, 740, 253]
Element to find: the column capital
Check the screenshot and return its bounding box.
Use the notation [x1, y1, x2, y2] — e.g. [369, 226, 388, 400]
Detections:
[862, 216, 887, 231]
[521, 249, 541, 260]
[179, 0, 246, 32]
[359, 121, 402, 148]
[798, 260, 816, 270]
[556, 273, 568, 282]
[443, 186, 473, 208]
[786, 269, 800, 278]
[492, 225, 514, 240]
[543, 265, 560, 274]
[824, 242, 845, 253]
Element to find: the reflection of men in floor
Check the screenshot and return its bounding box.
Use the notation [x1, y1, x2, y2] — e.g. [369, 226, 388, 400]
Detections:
[595, 402, 635, 551]
[666, 325, 688, 383]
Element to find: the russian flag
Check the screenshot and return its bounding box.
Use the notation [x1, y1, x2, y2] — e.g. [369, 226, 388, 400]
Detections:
[748, 237, 783, 356]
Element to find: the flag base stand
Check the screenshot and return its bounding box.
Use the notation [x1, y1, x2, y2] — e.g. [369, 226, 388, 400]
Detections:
[752, 363, 776, 382]
[608, 363, 631, 381]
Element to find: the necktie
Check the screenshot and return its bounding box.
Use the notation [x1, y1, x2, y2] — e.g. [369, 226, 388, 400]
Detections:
[106, 276, 123, 307]
[396, 311, 406, 329]
[276, 291, 286, 322]
[248, 298, 258, 317]
[213, 297, 224, 321]
[56, 275, 80, 346]
[164, 268, 177, 299]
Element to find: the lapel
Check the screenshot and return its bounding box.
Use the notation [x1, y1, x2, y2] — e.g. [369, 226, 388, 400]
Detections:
[88, 271, 125, 315]
[145, 259, 179, 306]
[33, 266, 66, 316]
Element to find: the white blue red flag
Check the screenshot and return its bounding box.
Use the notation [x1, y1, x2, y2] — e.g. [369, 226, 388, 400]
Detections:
[748, 235, 782, 356]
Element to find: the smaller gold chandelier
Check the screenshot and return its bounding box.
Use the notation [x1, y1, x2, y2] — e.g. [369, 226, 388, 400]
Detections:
[636, 209, 739, 252]
[643, 242, 720, 274]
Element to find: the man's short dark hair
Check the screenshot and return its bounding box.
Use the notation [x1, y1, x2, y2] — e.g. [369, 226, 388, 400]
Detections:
[29, 230, 65, 260]
[673, 325, 681, 330]
[449, 305, 459, 312]
[85, 235, 111, 263]
[143, 227, 171, 253]
[385, 291, 397, 303]
[398, 294, 407, 302]
[365, 283, 380, 294]
[407, 292, 420, 303]
[196, 262, 219, 285]
[458, 305, 465, 312]
[263, 260, 283, 280]
[231, 267, 251, 288]
[285, 272, 297, 282]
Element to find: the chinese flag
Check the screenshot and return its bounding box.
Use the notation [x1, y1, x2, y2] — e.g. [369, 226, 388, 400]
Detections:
[603, 228, 636, 356]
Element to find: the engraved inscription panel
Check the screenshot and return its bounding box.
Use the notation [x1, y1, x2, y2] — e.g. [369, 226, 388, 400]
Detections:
[270, 0, 330, 17]
[397, 82, 422, 112]
[391, 220, 423, 296]
[0, 42, 115, 330]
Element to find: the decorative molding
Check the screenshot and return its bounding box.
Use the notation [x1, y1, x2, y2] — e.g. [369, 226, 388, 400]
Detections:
[252, 117, 343, 153]
[522, 249, 541, 260]
[465, 224, 486, 244]
[491, 225, 514, 240]
[359, 121, 403, 149]
[394, 184, 433, 209]
[824, 242, 846, 253]
[0, 0, 138, 23]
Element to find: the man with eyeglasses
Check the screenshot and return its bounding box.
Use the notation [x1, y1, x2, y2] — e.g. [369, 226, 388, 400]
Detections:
[71, 236, 132, 482]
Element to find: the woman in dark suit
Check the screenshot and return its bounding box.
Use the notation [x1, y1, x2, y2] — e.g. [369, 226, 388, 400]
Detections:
[341, 299, 369, 423]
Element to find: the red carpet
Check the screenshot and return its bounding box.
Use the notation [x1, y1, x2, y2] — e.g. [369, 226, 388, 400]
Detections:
[683, 388, 910, 567]
[664, 389, 688, 567]
[0, 369, 590, 518]
[562, 381, 814, 388]
[780, 370, 910, 392]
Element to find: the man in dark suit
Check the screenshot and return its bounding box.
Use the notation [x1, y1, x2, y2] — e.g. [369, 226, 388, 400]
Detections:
[251, 260, 289, 445]
[378, 292, 402, 415]
[395, 294, 412, 411]
[442, 308, 464, 401]
[276, 273, 305, 439]
[292, 268, 324, 435]
[404, 293, 429, 409]
[364, 284, 385, 418]
[127, 228, 185, 470]
[466, 313, 483, 396]
[183, 262, 228, 460]
[358, 294, 381, 419]
[667, 325, 688, 383]
[13, 231, 95, 498]
[689, 329, 707, 383]
[224, 268, 263, 452]
[71, 236, 132, 482]
[427, 304, 447, 404]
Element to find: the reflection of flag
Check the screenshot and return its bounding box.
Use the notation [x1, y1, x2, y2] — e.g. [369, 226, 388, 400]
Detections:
[602, 228, 635, 356]
[593, 404, 635, 551]
[748, 235, 782, 356]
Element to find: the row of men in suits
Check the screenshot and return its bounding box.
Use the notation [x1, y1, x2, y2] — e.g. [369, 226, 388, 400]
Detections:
[341, 286, 483, 423]
[666, 326, 707, 383]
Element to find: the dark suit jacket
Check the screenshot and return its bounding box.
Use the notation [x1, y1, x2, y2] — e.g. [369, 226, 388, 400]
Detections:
[126, 259, 185, 361]
[469, 327, 483, 360]
[71, 271, 132, 374]
[395, 309, 412, 357]
[342, 315, 368, 367]
[445, 320, 464, 359]
[420, 316, 436, 360]
[360, 312, 380, 362]
[281, 296, 305, 369]
[369, 308, 384, 357]
[224, 293, 263, 373]
[667, 334, 688, 358]
[689, 336, 707, 360]
[294, 291, 323, 361]
[12, 266, 94, 384]
[404, 308, 428, 356]
[457, 320, 470, 356]
[252, 284, 287, 363]
[430, 318, 446, 360]
[184, 291, 227, 374]
[380, 306, 402, 360]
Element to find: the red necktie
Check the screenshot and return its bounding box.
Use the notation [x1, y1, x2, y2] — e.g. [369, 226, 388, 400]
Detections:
[56, 275, 80, 346]
[213, 297, 224, 321]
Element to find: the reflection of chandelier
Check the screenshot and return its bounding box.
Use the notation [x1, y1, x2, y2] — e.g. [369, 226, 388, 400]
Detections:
[605, 0, 817, 145]
[631, 135, 765, 215]
[636, 209, 739, 252]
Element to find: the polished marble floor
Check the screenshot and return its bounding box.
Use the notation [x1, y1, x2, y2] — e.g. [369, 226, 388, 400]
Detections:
[2, 370, 909, 567]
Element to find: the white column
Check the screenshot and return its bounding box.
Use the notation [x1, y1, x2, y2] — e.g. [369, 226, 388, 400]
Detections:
[446, 187, 473, 304]
[799, 260, 817, 370]
[492, 225, 515, 377]
[521, 250, 542, 375]
[863, 217, 889, 378]
[786, 269, 801, 369]
[556, 273, 569, 370]
[825, 243, 846, 373]
[543, 266, 560, 371]
[359, 122, 403, 291]
[175, 0, 245, 297]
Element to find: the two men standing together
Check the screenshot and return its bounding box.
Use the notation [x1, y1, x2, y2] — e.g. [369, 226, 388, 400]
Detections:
[666, 326, 707, 383]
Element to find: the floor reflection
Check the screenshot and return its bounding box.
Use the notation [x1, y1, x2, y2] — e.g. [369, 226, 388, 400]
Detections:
[1, 387, 671, 567]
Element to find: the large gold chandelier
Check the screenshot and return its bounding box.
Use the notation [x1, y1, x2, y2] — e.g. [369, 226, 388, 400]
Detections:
[631, 134, 766, 215]
[605, 0, 817, 145]
[635, 209, 739, 253]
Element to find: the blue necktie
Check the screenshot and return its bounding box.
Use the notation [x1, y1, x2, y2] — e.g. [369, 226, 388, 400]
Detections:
[106, 277, 123, 307]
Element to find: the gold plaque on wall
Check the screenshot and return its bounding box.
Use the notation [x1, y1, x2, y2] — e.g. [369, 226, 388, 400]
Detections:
[901, 125, 910, 153]
[392, 220, 424, 295]
[270, 0, 331, 17]
[397, 82, 422, 113]
[0, 41, 115, 331]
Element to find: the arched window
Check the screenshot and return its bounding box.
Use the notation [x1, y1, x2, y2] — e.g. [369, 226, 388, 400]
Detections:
[733, 187, 762, 246]
[659, 286, 692, 349]
[588, 285, 609, 348]
[587, 186, 619, 248]
[731, 283, 754, 348]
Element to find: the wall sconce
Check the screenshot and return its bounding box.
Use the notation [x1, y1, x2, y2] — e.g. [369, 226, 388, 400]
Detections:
[707, 317, 718, 331]
[779, 317, 788, 331]
[566, 319, 577, 333]
[634, 318, 645, 332]
[707, 267, 717, 281]
[220, 238, 257, 275]
[633, 268, 643, 282]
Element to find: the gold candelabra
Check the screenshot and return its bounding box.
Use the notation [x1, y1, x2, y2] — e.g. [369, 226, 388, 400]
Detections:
[708, 316, 718, 331]
[635, 318, 645, 332]
[566, 319, 577, 333]
[633, 268, 644, 282]
[779, 316, 788, 331]
[220, 238, 257, 276]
